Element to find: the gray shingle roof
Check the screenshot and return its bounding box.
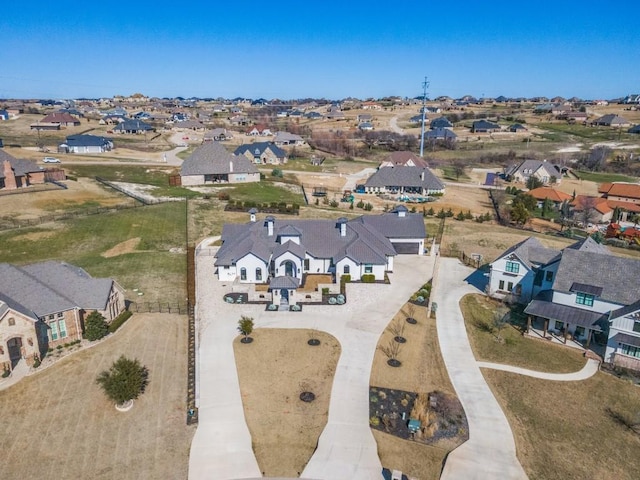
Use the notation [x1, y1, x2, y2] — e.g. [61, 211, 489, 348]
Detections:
[0, 150, 43, 178]
[269, 275, 300, 289]
[65, 134, 112, 147]
[181, 142, 258, 176]
[215, 211, 423, 268]
[553, 248, 640, 305]
[234, 142, 286, 159]
[505, 159, 560, 179]
[566, 236, 611, 255]
[0, 262, 114, 318]
[498, 237, 561, 269]
[364, 166, 444, 191]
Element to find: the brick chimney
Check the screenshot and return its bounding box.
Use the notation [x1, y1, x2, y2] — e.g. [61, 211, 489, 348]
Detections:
[2, 160, 17, 190]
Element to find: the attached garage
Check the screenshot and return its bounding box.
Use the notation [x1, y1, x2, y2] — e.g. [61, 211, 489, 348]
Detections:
[392, 242, 420, 254]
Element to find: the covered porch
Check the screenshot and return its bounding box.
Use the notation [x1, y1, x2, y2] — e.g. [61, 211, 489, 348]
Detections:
[524, 296, 607, 352]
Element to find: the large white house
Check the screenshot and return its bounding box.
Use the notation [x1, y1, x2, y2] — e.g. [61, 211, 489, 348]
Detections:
[214, 206, 426, 306]
[489, 236, 640, 370]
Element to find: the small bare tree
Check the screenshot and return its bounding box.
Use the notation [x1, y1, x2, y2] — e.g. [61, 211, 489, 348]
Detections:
[387, 318, 406, 343]
[379, 339, 402, 366]
[493, 307, 510, 342]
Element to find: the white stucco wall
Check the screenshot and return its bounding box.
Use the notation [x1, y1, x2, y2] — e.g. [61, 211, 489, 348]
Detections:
[273, 252, 303, 278]
[235, 253, 268, 283]
[181, 174, 205, 186]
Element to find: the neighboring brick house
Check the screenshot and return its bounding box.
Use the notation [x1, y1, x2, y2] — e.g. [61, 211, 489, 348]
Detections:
[273, 131, 305, 146]
[527, 187, 572, 208]
[113, 119, 155, 134]
[35, 112, 81, 128]
[234, 142, 287, 165]
[0, 262, 125, 371]
[597, 182, 640, 221]
[591, 114, 630, 127]
[246, 125, 272, 136]
[181, 141, 260, 186]
[0, 150, 46, 190]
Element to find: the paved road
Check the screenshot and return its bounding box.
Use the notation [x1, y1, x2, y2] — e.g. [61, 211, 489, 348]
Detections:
[432, 257, 528, 480]
[188, 240, 435, 480]
[477, 358, 600, 381]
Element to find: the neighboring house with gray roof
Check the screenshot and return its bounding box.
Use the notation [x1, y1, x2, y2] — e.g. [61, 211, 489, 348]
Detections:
[273, 131, 305, 146]
[0, 262, 125, 372]
[489, 236, 640, 370]
[504, 159, 562, 185]
[234, 142, 287, 165]
[113, 119, 155, 134]
[214, 206, 426, 307]
[181, 142, 260, 186]
[591, 114, 630, 127]
[364, 166, 445, 195]
[59, 134, 113, 154]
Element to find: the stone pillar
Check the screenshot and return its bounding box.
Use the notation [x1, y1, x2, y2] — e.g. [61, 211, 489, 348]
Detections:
[585, 330, 592, 348]
[526, 315, 532, 334]
[543, 318, 548, 338]
[2, 160, 17, 190]
[563, 323, 569, 344]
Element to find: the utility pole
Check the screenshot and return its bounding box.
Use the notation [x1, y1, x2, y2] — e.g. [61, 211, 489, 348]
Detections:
[419, 76, 430, 158]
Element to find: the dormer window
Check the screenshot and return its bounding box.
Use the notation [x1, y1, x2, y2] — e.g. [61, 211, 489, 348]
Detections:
[575, 292, 594, 307]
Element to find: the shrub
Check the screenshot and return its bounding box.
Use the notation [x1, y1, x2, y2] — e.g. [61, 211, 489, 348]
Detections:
[364, 202, 373, 211]
[271, 168, 284, 178]
[356, 200, 365, 209]
[84, 311, 109, 341]
[329, 200, 339, 208]
[341, 274, 351, 283]
[328, 297, 337, 305]
[217, 191, 230, 201]
[96, 355, 149, 405]
[321, 287, 329, 295]
[108, 311, 133, 333]
[361, 274, 376, 283]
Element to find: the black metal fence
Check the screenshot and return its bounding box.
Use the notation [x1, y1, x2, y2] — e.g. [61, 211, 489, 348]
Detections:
[128, 301, 189, 315]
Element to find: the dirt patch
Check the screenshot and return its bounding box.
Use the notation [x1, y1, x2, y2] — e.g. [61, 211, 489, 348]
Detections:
[9, 230, 58, 242]
[101, 237, 141, 258]
[234, 328, 340, 477]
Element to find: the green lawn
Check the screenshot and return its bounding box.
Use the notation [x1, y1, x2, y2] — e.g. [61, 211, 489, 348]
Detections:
[537, 122, 633, 142]
[67, 165, 178, 187]
[575, 170, 639, 183]
[0, 202, 187, 304]
[460, 294, 586, 373]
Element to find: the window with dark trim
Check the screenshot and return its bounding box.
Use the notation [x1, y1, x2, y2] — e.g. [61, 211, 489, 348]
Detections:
[240, 267, 247, 281]
[545, 271, 553, 282]
[364, 264, 373, 274]
[344, 265, 350, 274]
[255, 268, 262, 281]
[576, 292, 594, 307]
[505, 261, 519, 274]
[499, 280, 505, 290]
[633, 321, 640, 333]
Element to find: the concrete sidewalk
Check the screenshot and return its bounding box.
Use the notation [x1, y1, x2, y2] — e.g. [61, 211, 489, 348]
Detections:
[433, 257, 528, 480]
[188, 239, 435, 480]
[477, 358, 600, 381]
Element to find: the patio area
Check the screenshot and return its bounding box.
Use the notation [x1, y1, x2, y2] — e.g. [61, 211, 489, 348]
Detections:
[525, 317, 606, 358]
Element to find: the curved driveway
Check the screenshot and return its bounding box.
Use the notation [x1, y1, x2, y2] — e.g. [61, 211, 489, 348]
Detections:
[189, 239, 435, 480]
[432, 257, 528, 480]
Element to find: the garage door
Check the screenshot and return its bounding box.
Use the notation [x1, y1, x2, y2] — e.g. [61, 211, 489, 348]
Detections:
[392, 242, 420, 254]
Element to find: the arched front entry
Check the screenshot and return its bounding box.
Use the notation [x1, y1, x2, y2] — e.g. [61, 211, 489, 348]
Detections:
[7, 337, 23, 368]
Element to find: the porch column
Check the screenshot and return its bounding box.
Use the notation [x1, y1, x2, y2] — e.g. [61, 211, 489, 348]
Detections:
[543, 318, 548, 338]
[526, 315, 532, 334]
[585, 330, 592, 348]
[563, 323, 569, 344]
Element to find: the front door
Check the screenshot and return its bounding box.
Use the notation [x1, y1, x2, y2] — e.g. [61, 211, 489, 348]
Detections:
[280, 288, 289, 307]
[7, 337, 23, 368]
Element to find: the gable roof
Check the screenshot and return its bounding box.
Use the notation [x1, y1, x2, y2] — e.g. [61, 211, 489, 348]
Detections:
[430, 117, 453, 129]
[425, 127, 457, 140]
[379, 151, 429, 168]
[114, 119, 154, 131]
[472, 119, 500, 130]
[364, 166, 444, 191]
[182, 142, 258, 176]
[1, 151, 44, 179]
[215, 211, 423, 268]
[234, 142, 286, 159]
[505, 159, 560, 179]
[40, 112, 79, 124]
[498, 237, 561, 269]
[0, 261, 115, 318]
[273, 131, 304, 143]
[600, 182, 640, 200]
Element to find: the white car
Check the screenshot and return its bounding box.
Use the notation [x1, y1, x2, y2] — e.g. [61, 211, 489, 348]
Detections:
[43, 157, 61, 163]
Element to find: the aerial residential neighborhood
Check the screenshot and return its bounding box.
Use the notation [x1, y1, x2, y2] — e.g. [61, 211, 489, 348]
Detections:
[2, 4, 640, 480]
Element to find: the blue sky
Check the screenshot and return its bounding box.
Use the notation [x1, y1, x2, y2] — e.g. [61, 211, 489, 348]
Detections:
[1, 1, 638, 100]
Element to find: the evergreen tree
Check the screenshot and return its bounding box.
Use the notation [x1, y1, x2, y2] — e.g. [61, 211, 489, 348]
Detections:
[85, 311, 109, 341]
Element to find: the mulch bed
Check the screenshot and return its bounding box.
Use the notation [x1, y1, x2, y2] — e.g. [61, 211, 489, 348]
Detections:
[369, 387, 469, 445]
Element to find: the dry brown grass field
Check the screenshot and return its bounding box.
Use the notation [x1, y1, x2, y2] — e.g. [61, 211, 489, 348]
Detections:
[0, 313, 194, 480]
[234, 328, 340, 477]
